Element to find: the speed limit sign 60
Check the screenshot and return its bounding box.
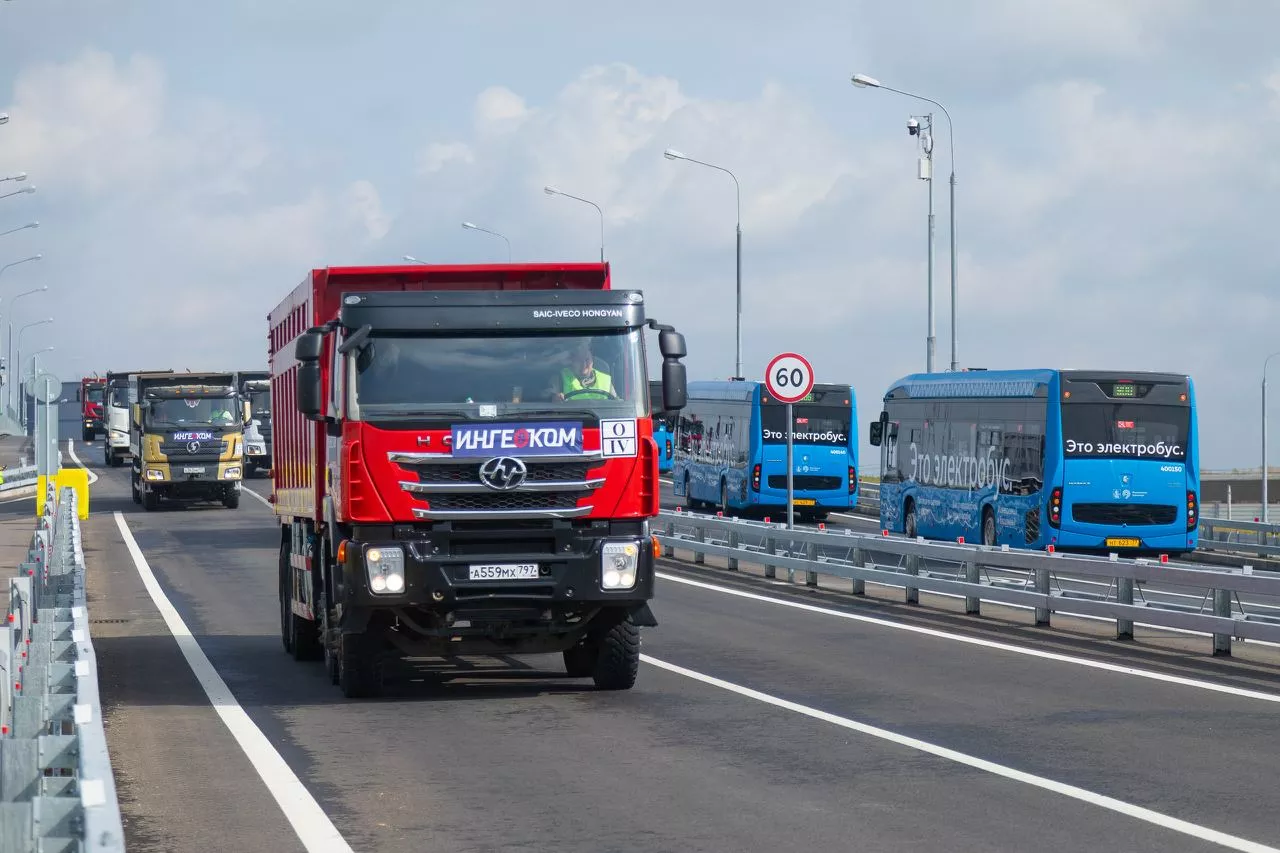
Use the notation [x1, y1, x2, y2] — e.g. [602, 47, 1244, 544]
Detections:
[764, 352, 814, 403]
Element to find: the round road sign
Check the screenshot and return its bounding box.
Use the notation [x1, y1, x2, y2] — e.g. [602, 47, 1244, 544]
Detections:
[25, 371, 61, 404]
[764, 352, 814, 404]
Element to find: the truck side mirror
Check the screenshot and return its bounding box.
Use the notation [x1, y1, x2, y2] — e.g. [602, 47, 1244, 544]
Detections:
[869, 421, 883, 447]
[243, 401, 253, 426]
[656, 328, 688, 411]
[295, 328, 325, 420]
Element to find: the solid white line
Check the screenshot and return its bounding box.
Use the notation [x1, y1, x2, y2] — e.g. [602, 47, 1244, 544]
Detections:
[111, 512, 353, 852]
[66, 440, 100, 484]
[242, 485, 273, 511]
[641, 654, 1280, 853]
[655, 571, 1280, 705]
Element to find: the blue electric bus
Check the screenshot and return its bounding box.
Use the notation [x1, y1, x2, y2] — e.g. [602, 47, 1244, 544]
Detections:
[672, 379, 858, 521]
[868, 369, 1200, 554]
[649, 380, 675, 474]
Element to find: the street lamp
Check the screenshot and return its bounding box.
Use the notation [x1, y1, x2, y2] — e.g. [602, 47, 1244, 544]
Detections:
[1261, 352, 1280, 522]
[543, 186, 605, 263]
[852, 72, 960, 372]
[0, 185, 35, 201]
[6, 284, 48, 414]
[16, 317, 52, 429]
[0, 254, 41, 279]
[0, 114, 8, 126]
[0, 172, 26, 184]
[402, 255, 428, 265]
[0, 222, 37, 239]
[663, 147, 743, 380]
[460, 222, 511, 261]
[909, 113, 937, 373]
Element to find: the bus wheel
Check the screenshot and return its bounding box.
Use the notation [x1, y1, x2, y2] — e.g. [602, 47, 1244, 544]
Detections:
[904, 502, 917, 538]
[982, 509, 997, 547]
[719, 480, 730, 515]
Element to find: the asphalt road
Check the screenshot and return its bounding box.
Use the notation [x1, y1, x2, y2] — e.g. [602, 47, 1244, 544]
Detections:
[62, 430, 1280, 853]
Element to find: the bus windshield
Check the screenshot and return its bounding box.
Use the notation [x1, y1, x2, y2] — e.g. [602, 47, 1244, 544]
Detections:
[760, 405, 851, 447]
[1061, 403, 1190, 462]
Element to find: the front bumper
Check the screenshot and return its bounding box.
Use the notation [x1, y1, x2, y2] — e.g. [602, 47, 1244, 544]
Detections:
[109, 429, 130, 448]
[143, 464, 244, 485]
[339, 522, 656, 622]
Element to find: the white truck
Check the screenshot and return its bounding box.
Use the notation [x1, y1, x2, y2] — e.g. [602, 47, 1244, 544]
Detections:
[102, 369, 173, 467]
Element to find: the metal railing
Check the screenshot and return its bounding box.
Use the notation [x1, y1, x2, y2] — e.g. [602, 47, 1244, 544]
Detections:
[655, 508, 1280, 656]
[0, 482, 125, 851]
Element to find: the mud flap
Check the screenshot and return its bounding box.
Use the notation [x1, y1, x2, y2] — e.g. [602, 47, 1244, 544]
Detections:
[627, 602, 658, 628]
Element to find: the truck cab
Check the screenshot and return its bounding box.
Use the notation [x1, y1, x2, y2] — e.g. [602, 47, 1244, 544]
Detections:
[78, 377, 106, 442]
[235, 370, 272, 477]
[129, 371, 249, 511]
[102, 369, 173, 467]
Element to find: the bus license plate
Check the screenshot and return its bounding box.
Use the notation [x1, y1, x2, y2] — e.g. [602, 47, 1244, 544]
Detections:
[468, 563, 539, 581]
[1105, 537, 1141, 548]
[792, 498, 816, 506]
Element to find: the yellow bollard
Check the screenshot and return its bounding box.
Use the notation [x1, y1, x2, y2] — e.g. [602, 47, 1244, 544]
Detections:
[36, 469, 91, 520]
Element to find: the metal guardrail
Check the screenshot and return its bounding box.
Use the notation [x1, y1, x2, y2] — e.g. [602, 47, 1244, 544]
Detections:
[0, 464, 38, 495]
[655, 508, 1280, 656]
[0, 483, 125, 852]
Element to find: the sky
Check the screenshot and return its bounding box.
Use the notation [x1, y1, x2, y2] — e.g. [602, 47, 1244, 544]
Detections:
[1, 0, 1278, 471]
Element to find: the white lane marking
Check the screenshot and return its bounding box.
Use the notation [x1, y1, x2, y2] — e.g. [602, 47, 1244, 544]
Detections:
[66, 440, 100, 484]
[641, 654, 1280, 853]
[242, 485, 273, 511]
[112, 512, 353, 852]
[655, 572, 1280, 705]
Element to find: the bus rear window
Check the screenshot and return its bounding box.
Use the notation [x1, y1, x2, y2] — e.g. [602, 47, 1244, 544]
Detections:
[1061, 403, 1189, 461]
[761, 405, 851, 446]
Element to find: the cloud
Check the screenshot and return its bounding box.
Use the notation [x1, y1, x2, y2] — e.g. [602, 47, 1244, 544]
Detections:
[398, 60, 1276, 468]
[1, 49, 389, 371]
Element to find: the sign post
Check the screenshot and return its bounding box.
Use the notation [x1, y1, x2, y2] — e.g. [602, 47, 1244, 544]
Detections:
[764, 352, 815, 530]
[26, 372, 61, 477]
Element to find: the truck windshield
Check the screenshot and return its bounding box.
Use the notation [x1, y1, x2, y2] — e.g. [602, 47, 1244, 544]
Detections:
[250, 391, 270, 418]
[353, 329, 648, 418]
[86, 388, 104, 403]
[147, 397, 239, 426]
[108, 386, 130, 407]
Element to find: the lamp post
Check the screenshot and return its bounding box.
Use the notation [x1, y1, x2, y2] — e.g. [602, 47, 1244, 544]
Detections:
[909, 113, 936, 373]
[852, 73, 959, 371]
[0, 172, 26, 184]
[7, 284, 48, 414]
[0, 185, 35, 202]
[16, 317, 52, 430]
[1261, 352, 1280, 522]
[0, 222, 37, 239]
[0, 113, 9, 126]
[663, 148, 742, 380]
[543, 186, 605, 262]
[461, 221, 511, 261]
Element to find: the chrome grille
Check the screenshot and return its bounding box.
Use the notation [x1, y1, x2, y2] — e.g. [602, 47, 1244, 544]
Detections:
[389, 450, 605, 520]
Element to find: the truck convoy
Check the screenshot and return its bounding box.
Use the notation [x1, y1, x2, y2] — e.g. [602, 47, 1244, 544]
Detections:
[78, 376, 106, 442]
[129, 370, 249, 510]
[235, 369, 272, 477]
[102, 369, 173, 467]
[270, 262, 688, 698]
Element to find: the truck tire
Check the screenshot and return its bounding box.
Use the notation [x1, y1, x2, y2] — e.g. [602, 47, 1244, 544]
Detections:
[82, 427, 93, 443]
[223, 489, 240, 509]
[142, 489, 159, 511]
[338, 630, 384, 699]
[131, 474, 141, 504]
[590, 616, 641, 690]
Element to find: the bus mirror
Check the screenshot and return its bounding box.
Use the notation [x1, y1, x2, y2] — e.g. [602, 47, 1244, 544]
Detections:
[869, 421, 883, 447]
[295, 328, 325, 363]
[296, 361, 323, 420]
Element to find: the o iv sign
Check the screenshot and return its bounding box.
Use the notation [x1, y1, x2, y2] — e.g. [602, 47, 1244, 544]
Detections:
[764, 352, 814, 404]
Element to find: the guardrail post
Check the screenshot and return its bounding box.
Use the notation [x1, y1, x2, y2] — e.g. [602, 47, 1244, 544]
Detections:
[1034, 568, 1051, 626]
[1116, 578, 1134, 641]
[693, 523, 706, 565]
[963, 560, 980, 615]
[905, 554, 920, 605]
[805, 542, 818, 587]
[662, 521, 674, 559]
[1212, 588, 1232, 656]
[763, 535, 776, 580]
[726, 528, 739, 571]
[850, 548, 866, 596]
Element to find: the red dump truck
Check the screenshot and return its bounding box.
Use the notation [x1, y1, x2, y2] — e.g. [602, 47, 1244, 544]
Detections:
[78, 376, 106, 442]
[268, 263, 688, 698]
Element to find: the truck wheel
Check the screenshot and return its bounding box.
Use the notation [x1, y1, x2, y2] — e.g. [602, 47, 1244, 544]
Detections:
[590, 616, 641, 691]
[279, 540, 294, 655]
[82, 428, 93, 443]
[131, 474, 141, 504]
[338, 630, 384, 698]
[223, 489, 240, 509]
[142, 489, 159, 511]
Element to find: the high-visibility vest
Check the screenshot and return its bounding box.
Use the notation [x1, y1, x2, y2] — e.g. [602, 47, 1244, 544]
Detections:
[560, 367, 613, 396]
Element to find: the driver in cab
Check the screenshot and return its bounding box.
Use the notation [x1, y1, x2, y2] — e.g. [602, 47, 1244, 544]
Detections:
[549, 343, 617, 401]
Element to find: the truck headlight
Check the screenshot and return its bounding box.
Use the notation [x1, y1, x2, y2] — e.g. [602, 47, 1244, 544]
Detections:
[223, 466, 242, 479]
[146, 469, 164, 480]
[365, 546, 405, 594]
[247, 444, 266, 455]
[601, 542, 640, 590]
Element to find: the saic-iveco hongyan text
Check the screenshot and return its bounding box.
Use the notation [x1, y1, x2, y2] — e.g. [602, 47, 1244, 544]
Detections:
[269, 262, 689, 698]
